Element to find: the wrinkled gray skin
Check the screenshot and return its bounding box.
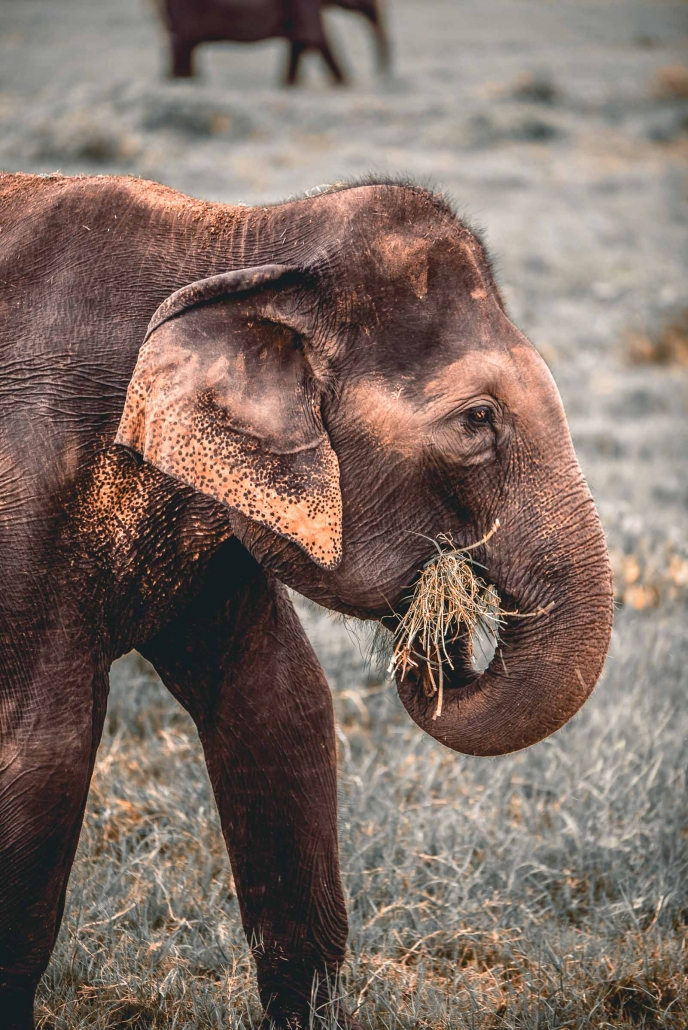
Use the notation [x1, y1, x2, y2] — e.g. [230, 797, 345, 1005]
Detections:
[161, 0, 390, 84]
[0, 173, 613, 1029]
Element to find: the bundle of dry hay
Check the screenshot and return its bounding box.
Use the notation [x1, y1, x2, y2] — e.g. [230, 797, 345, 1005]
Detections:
[389, 521, 510, 720]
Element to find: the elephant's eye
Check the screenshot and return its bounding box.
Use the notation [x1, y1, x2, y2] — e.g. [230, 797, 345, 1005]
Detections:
[466, 405, 493, 427]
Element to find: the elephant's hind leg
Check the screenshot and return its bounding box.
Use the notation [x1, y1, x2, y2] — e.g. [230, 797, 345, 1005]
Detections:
[0, 620, 108, 1029]
[319, 39, 346, 85]
[285, 40, 308, 86]
[170, 35, 196, 77]
[140, 540, 355, 1029]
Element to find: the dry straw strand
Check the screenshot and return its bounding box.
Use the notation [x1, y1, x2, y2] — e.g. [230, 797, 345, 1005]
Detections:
[390, 520, 527, 720]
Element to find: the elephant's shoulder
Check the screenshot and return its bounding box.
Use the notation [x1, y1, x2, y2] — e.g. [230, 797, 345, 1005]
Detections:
[68, 444, 233, 572]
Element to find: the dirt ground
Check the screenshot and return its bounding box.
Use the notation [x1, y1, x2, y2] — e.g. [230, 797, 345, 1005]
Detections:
[2, 0, 688, 1026]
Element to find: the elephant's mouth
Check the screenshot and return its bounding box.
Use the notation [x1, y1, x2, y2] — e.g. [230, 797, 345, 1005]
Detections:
[394, 633, 477, 706]
[389, 575, 516, 720]
[385, 531, 548, 723]
[382, 538, 507, 697]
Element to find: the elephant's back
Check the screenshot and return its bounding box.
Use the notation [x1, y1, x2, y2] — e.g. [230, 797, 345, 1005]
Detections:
[165, 0, 288, 42]
[0, 173, 244, 509]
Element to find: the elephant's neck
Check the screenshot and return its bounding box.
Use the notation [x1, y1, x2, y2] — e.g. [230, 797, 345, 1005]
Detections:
[172, 203, 305, 282]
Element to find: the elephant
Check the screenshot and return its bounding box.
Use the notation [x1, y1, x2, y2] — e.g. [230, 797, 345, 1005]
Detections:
[0, 172, 613, 1029]
[158, 0, 390, 85]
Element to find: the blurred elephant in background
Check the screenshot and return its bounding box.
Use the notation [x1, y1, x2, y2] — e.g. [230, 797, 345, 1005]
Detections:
[159, 0, 390, 84]
[0, 172, 613, 1028]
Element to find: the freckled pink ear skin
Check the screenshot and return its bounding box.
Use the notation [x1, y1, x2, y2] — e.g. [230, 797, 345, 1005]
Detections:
[115, 268, 343, 570]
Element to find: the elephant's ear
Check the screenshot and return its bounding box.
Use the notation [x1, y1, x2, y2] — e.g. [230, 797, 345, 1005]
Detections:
[115, 265, 342, 569]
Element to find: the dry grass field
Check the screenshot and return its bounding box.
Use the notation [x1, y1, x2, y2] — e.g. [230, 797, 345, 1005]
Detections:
[36, 610, 688, 1028]
[1, 0, 688, 1025]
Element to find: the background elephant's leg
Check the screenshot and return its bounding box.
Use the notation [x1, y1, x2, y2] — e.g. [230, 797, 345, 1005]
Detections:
[319, 39, 346, 84]
[285, 40, 307, 86]
[141, 543, 351, 1028]
[170, 35, 195, 77]
[0, 631, 108, 1030]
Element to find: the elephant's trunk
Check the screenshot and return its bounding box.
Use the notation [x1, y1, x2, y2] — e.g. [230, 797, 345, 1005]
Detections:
[395, 479, 613, 758]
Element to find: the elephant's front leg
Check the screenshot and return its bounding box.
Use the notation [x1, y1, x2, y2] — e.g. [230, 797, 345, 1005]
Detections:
[0, 619, 108, 1030]
[169, 34, 196, 77]
[141, 542, 353, 1028]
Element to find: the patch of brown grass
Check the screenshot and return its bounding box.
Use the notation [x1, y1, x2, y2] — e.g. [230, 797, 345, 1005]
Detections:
[510, 71, 560, 104]
[610, 544, 688, 609]
[603, 965, 684, 1026]
[628, 309, 688, 366]
[653, 64, 688, 101]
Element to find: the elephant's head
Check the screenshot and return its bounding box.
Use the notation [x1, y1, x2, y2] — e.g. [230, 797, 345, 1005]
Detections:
[116, 180, 613, 757]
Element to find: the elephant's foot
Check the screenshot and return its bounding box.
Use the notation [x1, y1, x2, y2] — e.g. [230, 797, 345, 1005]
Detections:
[260, 972, 360, 1030]
[263, 1002, 361, 1030]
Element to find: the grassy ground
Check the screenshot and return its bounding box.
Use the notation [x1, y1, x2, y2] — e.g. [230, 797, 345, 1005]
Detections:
[36, 606, 688, 1029]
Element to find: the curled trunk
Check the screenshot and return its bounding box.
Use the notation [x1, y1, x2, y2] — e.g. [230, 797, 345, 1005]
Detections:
[395, 493, 614, 757]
